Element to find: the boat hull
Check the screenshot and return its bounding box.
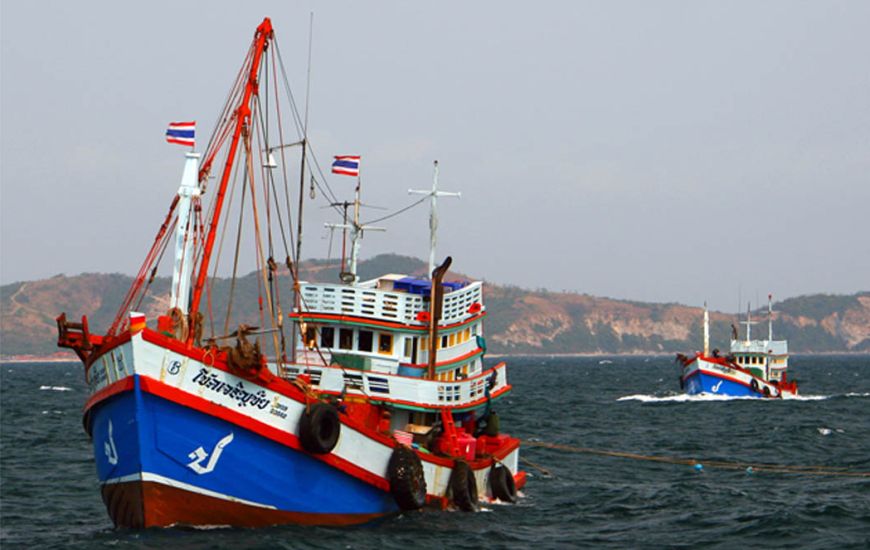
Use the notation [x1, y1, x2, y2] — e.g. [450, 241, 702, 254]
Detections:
[681, 356, 793, 398]
[91, 383, 396, 527]
[83, 330, 522, 527]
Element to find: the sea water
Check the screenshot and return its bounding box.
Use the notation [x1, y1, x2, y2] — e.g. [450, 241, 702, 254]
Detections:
[2, 356, 868, 549]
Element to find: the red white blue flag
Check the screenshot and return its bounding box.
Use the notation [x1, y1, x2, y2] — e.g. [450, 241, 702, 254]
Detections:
[332, 155, 361, 177]
[166, 121, 195, 147]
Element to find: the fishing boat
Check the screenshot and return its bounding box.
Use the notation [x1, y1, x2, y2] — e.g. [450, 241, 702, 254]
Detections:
[677, 295, 798, 398]
[56, 18, 523, 528]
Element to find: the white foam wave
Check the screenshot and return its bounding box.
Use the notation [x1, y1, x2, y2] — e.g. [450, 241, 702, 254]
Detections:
[618, 393, 834, 403]
[39, 385, 72, 392]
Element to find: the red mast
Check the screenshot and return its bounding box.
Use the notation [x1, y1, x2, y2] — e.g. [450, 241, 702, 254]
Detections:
[187, 17, 274, 345]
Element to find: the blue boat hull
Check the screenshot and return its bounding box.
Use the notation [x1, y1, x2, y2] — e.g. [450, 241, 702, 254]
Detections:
[683, 369, 760, 398]
[90, 376, 397, 527]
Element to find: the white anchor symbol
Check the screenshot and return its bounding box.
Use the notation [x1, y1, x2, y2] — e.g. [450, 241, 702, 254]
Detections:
[104, 420, 119, 465]
[711, 380, 723, 393]
[187, 433, 234, 474]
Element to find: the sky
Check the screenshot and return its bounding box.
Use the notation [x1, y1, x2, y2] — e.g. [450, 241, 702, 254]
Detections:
[1, 1, 868, 312]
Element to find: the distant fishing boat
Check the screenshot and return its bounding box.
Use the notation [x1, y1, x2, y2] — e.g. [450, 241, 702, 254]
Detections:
[56, 18, 523, 528]
[676, 295, 798, 398]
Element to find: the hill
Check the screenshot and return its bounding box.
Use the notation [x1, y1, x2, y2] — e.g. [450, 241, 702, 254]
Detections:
[2, 254, 868, 358]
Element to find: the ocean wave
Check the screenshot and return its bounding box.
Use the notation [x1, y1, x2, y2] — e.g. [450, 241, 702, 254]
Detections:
[617, 393, 833, 403]
[39, 385, 73, 392]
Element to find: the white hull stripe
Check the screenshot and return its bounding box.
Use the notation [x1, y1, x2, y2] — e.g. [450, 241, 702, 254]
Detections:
[101, 471, 277, 510]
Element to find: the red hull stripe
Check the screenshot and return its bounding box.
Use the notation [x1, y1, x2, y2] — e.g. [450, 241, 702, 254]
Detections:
[291, 311, 486, 332]
[84, 377, 135, 412]
[103, 480, 387, 528]
[684, 363, 752, 389]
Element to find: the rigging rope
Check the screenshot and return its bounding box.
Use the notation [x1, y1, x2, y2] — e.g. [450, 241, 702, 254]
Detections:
[522, 440, 870, 478]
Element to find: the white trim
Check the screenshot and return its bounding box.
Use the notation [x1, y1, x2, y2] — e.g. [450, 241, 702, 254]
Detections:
[101, 471, 277, 510]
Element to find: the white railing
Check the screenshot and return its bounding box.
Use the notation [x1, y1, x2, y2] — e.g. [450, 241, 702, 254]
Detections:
[280, 361, 508, 409]
[298, 281, 484, 326]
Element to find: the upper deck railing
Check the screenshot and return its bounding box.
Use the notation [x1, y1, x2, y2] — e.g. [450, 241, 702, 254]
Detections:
[298, 280, 484, 326]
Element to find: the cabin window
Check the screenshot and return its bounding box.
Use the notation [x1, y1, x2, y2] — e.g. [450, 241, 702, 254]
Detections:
[339, 328, 353, 350]
[403, 338, 413, 359]
[379, 333, 393, 354]
[358, 330, 374, 352]
[449, 333, 456, 347]
[320, 326, 334, 348]
[441, 335, 448, 349]
[464, 328, 471, 342]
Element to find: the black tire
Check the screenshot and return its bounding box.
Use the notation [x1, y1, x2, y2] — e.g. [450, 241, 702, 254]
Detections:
[388, 445, 427, 511]
[763, 386, 771, 397]
[750, 379, 760, 393]
[298, 402, 340, 454]
[450, 461, 479, 512]
[489, 463, 517, 503]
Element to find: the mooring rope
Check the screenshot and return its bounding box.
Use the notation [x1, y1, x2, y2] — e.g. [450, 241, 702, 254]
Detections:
[522, 440, 870, 478]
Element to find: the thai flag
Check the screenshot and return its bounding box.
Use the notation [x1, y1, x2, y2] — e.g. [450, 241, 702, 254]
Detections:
[332, 155, 361, 177]
[166, 121, 195, 147]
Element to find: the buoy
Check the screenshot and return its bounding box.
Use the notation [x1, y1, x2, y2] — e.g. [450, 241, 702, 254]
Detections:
[694, 463, 704, 472]
[746, 466, 754, 475]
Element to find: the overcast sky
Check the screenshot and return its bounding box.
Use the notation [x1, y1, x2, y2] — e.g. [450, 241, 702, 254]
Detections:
[2, 1, 868, 312]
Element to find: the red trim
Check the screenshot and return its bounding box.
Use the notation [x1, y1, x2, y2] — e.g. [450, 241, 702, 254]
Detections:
[290, 311, 486, 332]
[84, 377, 135, 412]
[514, 470, 528, 491]
[401, 347, 484, 370]
[102, 480, 387, 528]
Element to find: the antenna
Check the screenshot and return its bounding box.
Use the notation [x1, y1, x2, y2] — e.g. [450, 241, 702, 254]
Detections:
[409, 160, 460, 278]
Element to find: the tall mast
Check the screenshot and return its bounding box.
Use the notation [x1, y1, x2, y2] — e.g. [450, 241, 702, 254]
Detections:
[409, 160, 460, 279]
[187, 18, 273, 344]
[169, 152, 201, 312]
[767, 293, 773, 341]
[741, 302, 757, 344]
[325, 175, 384, 284]
[703, 302, 709, 356]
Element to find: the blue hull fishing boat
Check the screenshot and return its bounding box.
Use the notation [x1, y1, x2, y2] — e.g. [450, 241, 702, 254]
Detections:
[57, 18, 523, 528]
[677, 296, 798, 398]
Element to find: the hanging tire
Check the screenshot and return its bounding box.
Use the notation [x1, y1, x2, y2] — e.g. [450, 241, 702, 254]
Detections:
[388, 445, 427, 511]
[750, 379, 760, 394]
[489, 463, 517, 503]
[763, 386, 771, 397]
[450, 461, 479, 512]
[298, 402, 340, 454]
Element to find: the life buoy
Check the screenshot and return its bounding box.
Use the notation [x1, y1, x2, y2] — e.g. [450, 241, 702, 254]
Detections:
[298, 402, 340, 454]
[449, 461, 479, 512]
[489, 463, 517, 503]
[387, 445, 427, 510]
[750, 379, 760, 393]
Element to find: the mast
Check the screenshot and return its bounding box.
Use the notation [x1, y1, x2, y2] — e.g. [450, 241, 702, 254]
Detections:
[325, 176, 384, 284]
[409, 160, 460, 279]
[703, 302, 709, 356]
[741, 302, 757, 344]
[187, 18, 273, 344]
[767, 293, 773, 342]
[169, 152, 201, 312]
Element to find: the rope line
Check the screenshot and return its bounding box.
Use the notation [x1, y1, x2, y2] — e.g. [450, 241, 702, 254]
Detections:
[522, 440, 870, 478]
